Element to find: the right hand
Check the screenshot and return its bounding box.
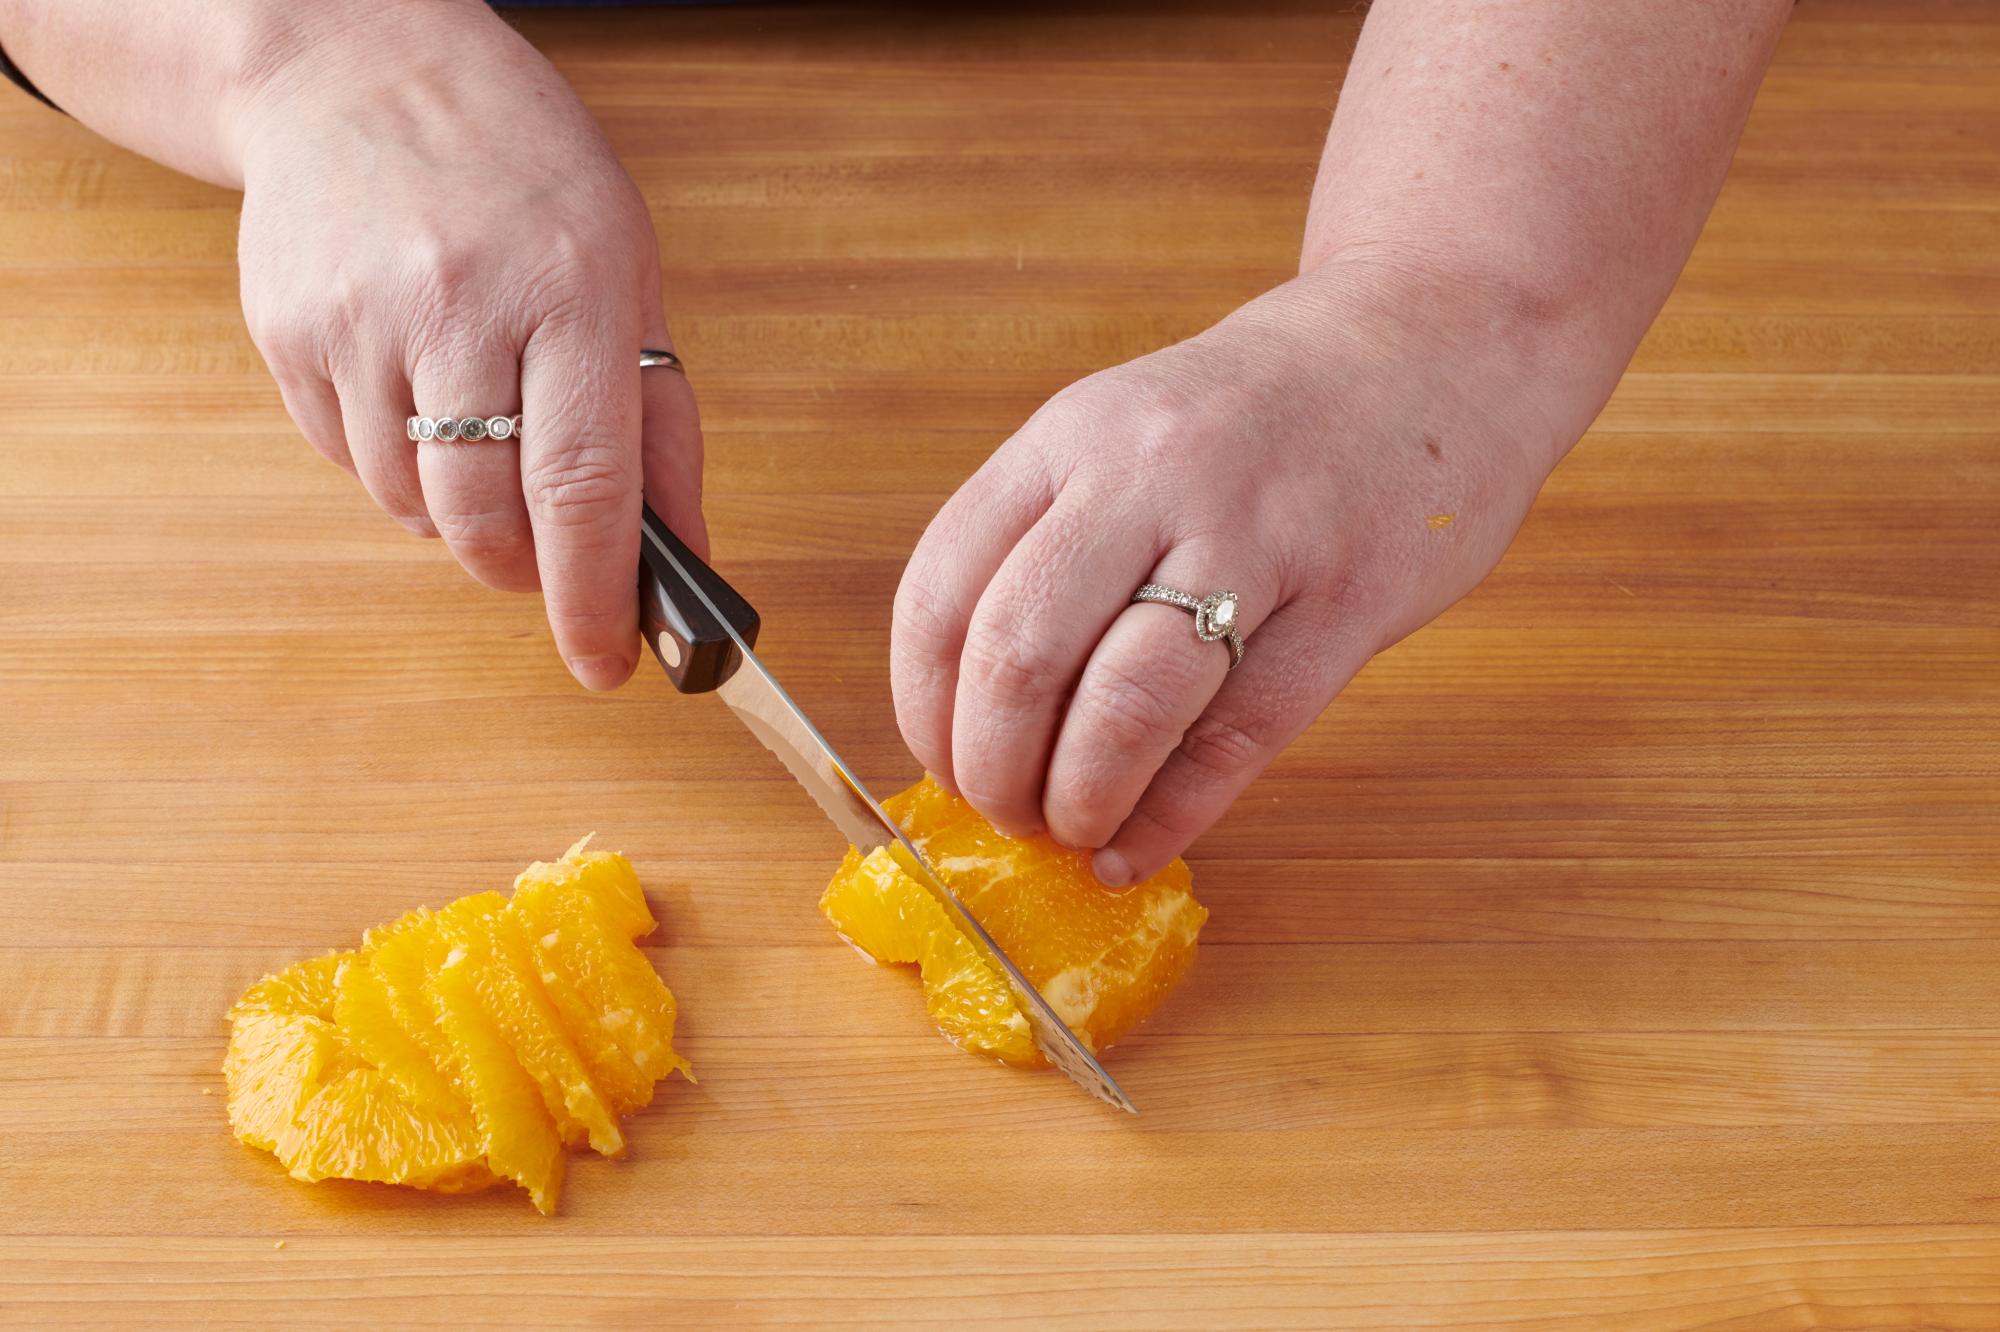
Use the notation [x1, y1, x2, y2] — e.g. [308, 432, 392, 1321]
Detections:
[234, 3, 704, 690]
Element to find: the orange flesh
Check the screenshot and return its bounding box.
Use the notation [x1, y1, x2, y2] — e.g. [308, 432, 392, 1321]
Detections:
[222, 840, 685, 1214]
[819, 777, 1208, 1064]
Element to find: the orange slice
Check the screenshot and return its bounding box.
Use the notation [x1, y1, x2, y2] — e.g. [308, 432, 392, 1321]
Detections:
[424, 896, 566, 1215]
[222, 953, 356, 1153]
[353, 908, 463, 1097]
[511, 849, 691, 1111]
[823, 844, 1036, 1062]
[467, 901, 625, 1155]
[820, 776, 1208, 1063]
[222, 842, 686, 1214]
[275, 1067, 489, 1190]
[335, 944, 464, 1120]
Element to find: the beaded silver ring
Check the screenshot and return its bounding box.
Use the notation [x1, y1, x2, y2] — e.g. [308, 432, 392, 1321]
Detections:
[407, 415, 522, 444]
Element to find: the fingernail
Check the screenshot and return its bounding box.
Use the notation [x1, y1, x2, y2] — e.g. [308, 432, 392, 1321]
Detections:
[567, 653, 631, 692]
[1092, 849, 1134, 890]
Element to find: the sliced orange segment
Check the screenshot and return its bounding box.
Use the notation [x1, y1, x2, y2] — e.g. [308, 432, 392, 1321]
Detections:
[224, 1010, 350, 1152]
[334, 949, 465, 1121]
[823, 845, 1035, 1062]
[223, 953, 361, 1151]
[460, 899, 625, 1156]
[274, 1067, 489, 1190]
[222, 843, 686, 1214]
[510, 915, 655, 1116]
[230, 951, 343, 1020]
[355, 908, 461, 1096]
[820, 776, 1207, 1063]
[424, 895, 567, 1215]
[511, 870, 690, 1111]
[514, 836, 656, 940]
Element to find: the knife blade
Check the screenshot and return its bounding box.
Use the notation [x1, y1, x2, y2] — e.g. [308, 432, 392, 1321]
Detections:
[634, 504, 1136, 1114]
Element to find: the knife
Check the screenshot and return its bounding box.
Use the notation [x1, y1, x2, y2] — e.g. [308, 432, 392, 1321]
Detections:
[634, 502, 1137, 1114]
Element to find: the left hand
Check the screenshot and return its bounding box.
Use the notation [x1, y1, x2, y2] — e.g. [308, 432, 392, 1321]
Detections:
[891, 266, 1568, 884]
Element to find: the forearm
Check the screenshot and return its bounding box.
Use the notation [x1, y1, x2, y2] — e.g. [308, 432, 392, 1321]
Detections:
[0, 0, 506, 186]
[1300, 0, 1791, 455]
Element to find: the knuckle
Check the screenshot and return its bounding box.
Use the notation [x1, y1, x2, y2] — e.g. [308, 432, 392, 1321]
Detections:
[240, 301, 285, 350]
[551, 601, 631, 635]
[405, 226, 504, 319]
[244, 308, 316, 372]
[958, 616, 1067, 711]
[892, 698, 949, 777]
[523, 442, 634, 528]
[526, 231, 629, 323]
[953, 776, 1039, 833]
[1043, 764, 1123, 844]
[892, 568, 962, 660]
[1024, 381, 1099, 438]
[353, 461, 428, 525]
[1125, 793, 1206, 848]
[529, 262, 593, 325]
[403, 223, 454, 286]
[1178, 709, 1270, 782]
[429, 503, 523, 559]
[890, 581, 962, 718]
[1079, 655, 1192, 756]
[322, 270, 369, 337]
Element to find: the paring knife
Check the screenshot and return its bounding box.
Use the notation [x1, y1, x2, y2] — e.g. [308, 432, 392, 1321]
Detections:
[634, 503, 1137, 1114]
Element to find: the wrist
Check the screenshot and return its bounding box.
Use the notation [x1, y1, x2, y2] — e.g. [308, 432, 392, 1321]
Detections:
[1312, 246, 1640, 470]
[227, 0, 531, 184]
[1244, 252, 1603, 477]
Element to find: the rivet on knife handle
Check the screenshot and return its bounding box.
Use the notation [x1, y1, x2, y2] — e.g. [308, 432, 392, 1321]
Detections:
[637, 503, 761, 694]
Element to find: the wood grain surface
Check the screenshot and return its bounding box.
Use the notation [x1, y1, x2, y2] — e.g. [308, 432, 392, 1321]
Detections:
[3, 1, 1999, 1327]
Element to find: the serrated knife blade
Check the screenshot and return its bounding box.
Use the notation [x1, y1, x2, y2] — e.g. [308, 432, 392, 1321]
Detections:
[638, 518, 1136, 1114]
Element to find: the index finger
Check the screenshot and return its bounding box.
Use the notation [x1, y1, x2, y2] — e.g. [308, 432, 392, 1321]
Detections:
[519, 308, 644, 690]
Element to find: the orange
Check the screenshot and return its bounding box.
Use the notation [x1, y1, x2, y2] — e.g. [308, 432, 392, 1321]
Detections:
[223, 953, 356, 1153]
[222, 840, 686, 1214]
[466, 896, 625, 1156]
[275, 1067, 490, 1192]
[819, 776, 1207, 1064]
[511, 864, 690, 1105]
[334, 934, 464, 1121]
[423, 894, 568, 1214]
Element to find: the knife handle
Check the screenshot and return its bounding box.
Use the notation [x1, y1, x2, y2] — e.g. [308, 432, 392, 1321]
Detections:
[637, 504, 761, 694]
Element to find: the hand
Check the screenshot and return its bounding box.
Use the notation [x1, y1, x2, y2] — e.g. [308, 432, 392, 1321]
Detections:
[892, 264, 1568, 884]
[234, 4, 703, 690]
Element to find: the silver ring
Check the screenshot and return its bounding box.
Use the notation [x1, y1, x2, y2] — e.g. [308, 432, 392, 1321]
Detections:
[408, 415, 521, 444]
[1132, 583, 1245, 669]
[404, 355, 677, 445]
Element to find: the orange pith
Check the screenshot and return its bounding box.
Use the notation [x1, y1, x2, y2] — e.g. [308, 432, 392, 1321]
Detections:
[819, 777, 1208, 1064]
[222, 840, 686, 1214]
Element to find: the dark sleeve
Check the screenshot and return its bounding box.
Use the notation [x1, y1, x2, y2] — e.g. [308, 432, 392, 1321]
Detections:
[0, 37, 63, 113]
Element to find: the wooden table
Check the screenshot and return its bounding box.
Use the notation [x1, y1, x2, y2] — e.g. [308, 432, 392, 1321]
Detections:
[4, 2, 1998, 1326]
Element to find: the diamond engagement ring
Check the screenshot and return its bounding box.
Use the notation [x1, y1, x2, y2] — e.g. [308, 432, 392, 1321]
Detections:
[1132, 584, 1245, 669]
[408, 415, 521, 444]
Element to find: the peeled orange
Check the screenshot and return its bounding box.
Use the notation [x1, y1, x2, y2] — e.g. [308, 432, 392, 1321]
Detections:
[223, 840, 687, 1214]
[820, 777, 1207, 1064]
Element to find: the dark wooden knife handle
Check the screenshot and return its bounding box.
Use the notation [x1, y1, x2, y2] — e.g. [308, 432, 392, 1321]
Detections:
[637, 503, 761, 694]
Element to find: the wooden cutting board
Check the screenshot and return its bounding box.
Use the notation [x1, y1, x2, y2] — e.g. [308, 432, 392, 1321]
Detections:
[3, 2, 1998, 1325]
